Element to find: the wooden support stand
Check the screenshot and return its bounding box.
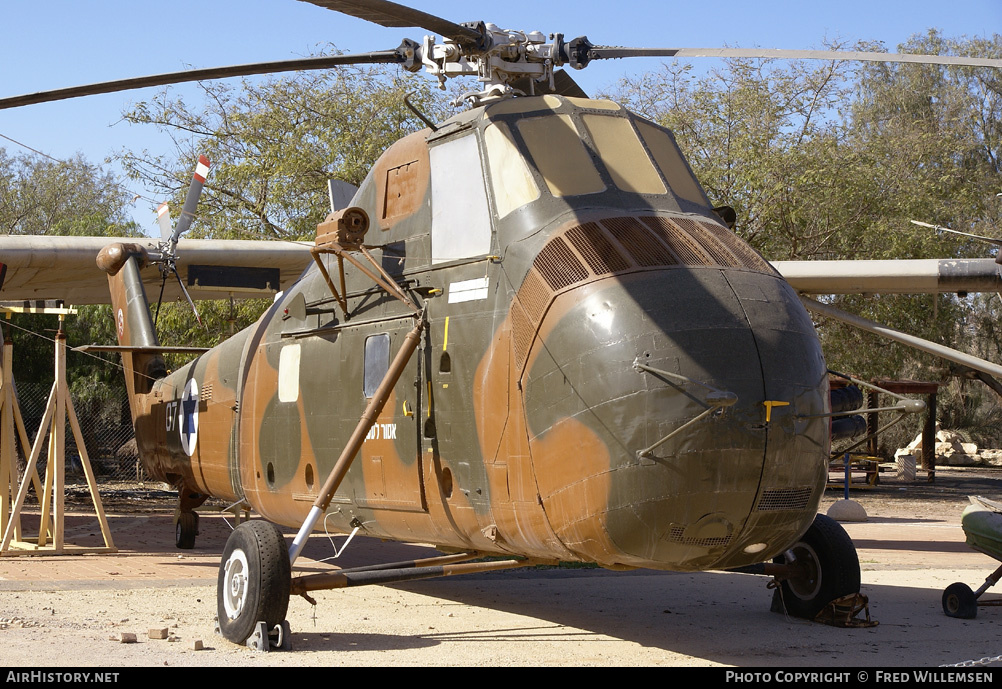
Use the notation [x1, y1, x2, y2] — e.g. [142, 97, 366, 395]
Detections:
[0, 326, 45, 545]
[0, 313, 117, 556]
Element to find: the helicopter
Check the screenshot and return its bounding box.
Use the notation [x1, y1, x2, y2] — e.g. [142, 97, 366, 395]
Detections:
[3, 0, 1002, 650]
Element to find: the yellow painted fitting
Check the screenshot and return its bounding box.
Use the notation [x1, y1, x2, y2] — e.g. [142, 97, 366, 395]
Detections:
[762, 400, 790, 423]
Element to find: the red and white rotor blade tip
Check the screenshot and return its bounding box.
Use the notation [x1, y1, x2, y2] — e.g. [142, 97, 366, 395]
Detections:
[173, 155, 211, 241]
[156, 202, 171, 242]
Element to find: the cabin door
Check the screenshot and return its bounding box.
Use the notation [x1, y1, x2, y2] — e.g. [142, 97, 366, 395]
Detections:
[353, 326, 425, 512]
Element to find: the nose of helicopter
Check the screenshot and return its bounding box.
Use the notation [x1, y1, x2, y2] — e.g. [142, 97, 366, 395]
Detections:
[520, 266, 830, 571]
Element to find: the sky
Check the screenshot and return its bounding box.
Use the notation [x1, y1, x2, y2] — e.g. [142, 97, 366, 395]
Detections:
[1, 0, 1000, 236]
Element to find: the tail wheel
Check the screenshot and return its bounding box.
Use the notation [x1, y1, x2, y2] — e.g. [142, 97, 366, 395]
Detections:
[216, 521, 291, 645]
[175, 511, 198, 550]
[775, 514, 861, 619]
[942, 582, 978, 619]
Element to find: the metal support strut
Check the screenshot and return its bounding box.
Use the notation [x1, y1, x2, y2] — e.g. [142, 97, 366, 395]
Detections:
[290, 552, 527, 601]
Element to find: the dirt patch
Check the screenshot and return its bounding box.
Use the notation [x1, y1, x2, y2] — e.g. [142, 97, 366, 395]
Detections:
[819, 464, 1002, 521]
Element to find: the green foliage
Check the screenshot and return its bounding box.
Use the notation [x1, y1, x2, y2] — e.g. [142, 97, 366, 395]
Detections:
[152, 297, 271, 369]
[611, 33, 1002, 447]
[937, 377, 1002, 449]
[611, 48, 860, 258]
[0, 150, 140, 237]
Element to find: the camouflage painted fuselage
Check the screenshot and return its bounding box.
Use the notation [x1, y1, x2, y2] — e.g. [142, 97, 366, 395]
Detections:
[113, 95, 830, 572]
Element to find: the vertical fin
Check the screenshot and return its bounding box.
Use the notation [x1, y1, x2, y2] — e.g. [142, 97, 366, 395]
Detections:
[95, 243, 167, 421]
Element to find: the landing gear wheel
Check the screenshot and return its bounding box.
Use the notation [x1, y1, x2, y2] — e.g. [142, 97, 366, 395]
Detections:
[175, 511, 198, 549]
[774, 514, 861, 619]
[943, 582, 978, 619]
[216, 521, 291, 645]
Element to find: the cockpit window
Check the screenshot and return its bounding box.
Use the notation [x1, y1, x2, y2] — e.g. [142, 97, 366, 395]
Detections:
[634, 120, 709, 207]
[429, 134, 493, 264]
[516, 114, 606, 197]
[581, 115, 667, 195]
[484, 122, 539, 218]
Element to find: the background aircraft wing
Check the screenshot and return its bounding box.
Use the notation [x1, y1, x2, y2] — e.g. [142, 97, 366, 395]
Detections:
[0, 236, 313, 305]
[774, 258, 1002, 379]
[773, 258, 1002, 294]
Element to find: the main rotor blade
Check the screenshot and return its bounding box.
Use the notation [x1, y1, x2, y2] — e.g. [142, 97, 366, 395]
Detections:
[0, 51, 403, 110]
[300, 0, 483, 46]
[800, 294, 1002, 380]
[910, 220, 1002, 247]
[586, 47, 1002, 69]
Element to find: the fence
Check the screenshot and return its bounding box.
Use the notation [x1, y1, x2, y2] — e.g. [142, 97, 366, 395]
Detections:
[10, 381, 140, 487]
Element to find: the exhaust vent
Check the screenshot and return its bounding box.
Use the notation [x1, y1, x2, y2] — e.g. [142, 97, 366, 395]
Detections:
[566, 222, 630, 275]
[665, 525, 731, 548]
[756, 487, 814, 512]
[602, 216, 678, 267]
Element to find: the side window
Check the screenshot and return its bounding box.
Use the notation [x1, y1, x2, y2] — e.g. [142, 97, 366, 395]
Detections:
[278, 343, 301, 403]
[429, 134, 492, 264]
[363, 333, 390, 398]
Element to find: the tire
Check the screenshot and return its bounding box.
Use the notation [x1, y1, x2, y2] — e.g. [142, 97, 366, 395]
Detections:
[775, 514, 861, 619]
[216, 521, 291, 645]
[943, 582, 978, 619]
[175, 511, 198, 550]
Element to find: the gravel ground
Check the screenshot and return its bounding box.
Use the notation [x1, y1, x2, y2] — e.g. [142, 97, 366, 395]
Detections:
[1, 466, 1001, 667]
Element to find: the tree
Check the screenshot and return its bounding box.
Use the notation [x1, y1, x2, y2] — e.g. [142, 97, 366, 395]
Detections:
[0, 150, 139, 237]
[610, 47, 863, 258]
[610, 34, 1002, 447]
[119, 56, 455, 243]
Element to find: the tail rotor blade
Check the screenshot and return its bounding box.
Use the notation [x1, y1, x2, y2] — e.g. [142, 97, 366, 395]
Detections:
[171, 155, 211, 248]
[156, 202, 172, 242]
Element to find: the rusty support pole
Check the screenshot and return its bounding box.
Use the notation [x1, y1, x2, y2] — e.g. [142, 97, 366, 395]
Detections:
[291, 557, 527, 596]
[309, 249, 348, 317]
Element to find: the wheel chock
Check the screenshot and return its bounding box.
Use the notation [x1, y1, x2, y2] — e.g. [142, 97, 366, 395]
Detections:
[245, 620, 293, 652]
[814, 593, 878, 628]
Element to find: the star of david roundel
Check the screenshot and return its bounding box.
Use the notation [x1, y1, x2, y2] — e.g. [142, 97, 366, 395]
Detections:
[179, 378, 199, 456]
